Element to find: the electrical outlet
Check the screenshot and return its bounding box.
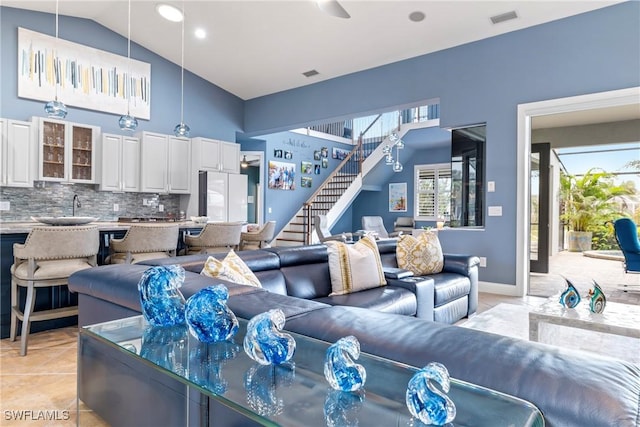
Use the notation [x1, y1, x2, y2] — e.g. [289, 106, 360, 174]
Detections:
[479, 257, 487, 268]
[0, 201, 10, 211]
[268, 207, 272, 214]
[158, 204, 164, 212]
[113, 203, 119, 212]
[143, 198, 148, 206]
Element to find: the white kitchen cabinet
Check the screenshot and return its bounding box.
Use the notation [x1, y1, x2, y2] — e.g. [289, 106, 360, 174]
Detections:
[192, 137, 239, 174]
[99, 133, 140, 192]
[139, 131, 191, 194]
[35, 117, 98, 183]
[0, 119, 34, 188]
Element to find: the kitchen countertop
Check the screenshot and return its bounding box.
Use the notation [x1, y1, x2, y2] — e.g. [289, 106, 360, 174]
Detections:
[0, 221, 205, 234]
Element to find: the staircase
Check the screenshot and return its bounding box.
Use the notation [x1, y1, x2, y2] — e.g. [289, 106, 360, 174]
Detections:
[274, 105, 440, 246]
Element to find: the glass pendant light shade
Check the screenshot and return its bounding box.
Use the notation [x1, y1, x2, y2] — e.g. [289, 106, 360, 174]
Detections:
[385, 154, 394, 165]
[119, 114, 139, 131]
[174, 122, 191, 137]
[393, 160, 403, 173]
[395, 139, 405, 149]
[382, 145, 391, 155]
[389, 131, 399, 143]
[44, 98, 68, 119]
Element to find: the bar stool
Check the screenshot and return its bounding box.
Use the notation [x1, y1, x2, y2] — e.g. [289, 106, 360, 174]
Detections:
[10, 225, 99, 356]
[107, 224, 179, 264]
[239, 221, 276, 250]
[184, 222, 243, 255]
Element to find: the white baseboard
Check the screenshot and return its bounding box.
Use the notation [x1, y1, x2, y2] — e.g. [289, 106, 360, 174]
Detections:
[478, 281, 522, 296]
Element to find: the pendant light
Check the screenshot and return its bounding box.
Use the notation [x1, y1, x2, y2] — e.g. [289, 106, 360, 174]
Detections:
[240, 155, 249, 168]
[392, 143, 403, 173]
[173, 2, 190, 137]
[119, 0, 138, 131]
[44, 0, 68, 119]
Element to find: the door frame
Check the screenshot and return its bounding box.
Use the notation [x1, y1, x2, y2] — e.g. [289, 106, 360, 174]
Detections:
[240, 150, 264, 225]
[515, 87, 640, 296]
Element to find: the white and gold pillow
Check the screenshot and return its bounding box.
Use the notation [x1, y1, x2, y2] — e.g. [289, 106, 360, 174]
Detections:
[201, 250, 261, 288]
[396, 231, 444, 275]
[326, 234, 386, 296]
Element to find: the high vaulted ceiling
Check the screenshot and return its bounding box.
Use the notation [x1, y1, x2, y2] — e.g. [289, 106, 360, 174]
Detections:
[4, 0, 625, 100]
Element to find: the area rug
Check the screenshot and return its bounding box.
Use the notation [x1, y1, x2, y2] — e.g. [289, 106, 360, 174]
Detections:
[459, 303, 640, 364]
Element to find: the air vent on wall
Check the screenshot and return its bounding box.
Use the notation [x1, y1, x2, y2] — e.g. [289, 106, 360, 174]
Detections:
[302, 69, 320, 78]
[490, 11, 518, 24]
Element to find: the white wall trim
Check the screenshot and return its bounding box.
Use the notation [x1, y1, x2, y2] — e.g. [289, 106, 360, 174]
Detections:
[516, 87, 640, 297]
[478, 281, 522, 296]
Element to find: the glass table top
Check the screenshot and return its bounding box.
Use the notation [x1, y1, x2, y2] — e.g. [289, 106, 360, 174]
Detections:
[81, 315, 544, 427]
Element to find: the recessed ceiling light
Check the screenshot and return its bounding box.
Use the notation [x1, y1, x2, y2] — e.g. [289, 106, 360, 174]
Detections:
[194, 28, 206, 39]
[408, 11, 425, 22]
[156, 4, 183, 22]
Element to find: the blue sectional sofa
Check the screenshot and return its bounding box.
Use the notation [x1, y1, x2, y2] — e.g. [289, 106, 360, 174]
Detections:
[69, 242, 640, 427]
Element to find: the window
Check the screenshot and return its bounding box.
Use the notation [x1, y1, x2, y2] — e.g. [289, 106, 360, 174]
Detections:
[415, 163, 451, 221]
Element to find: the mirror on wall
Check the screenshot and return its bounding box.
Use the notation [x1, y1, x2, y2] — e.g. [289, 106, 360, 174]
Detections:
[450, 124, 486, 228]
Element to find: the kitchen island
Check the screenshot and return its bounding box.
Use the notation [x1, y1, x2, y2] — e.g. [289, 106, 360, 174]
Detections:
[0, 220, 205, 339]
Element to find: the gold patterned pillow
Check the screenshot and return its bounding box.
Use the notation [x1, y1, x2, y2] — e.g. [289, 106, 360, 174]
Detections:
[326, 234, 387, 296]
[201, 250, 261, 288]
[396, 231, 444, 275]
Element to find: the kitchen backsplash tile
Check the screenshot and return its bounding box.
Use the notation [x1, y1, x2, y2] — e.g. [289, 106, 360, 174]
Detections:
[0, 183, 181, 222]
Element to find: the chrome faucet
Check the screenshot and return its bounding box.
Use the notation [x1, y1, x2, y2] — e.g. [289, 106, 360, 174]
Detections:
[73, 194, 81, 216]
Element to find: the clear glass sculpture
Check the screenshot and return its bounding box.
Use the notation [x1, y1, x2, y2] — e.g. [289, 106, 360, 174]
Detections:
[559, 278, 581, 308]
[185, 285, 239, 342]
[244, 362, 295, 416]
[140, 324, 189, 374]
[588, 281, 607, 314]
[406, 362, 456, 426]
[189, 340, 240, 395]
[324, 389, 364, 427]
[324, 335, 366, 391]
[138, 265, 186, 326]
[243, 309, 296, 365]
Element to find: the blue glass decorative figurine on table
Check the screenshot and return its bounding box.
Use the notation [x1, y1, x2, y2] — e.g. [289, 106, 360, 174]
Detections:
[324, 389, 364, 427]
[189, 340, 240, 395]
[138, 265, 186, 326]
[559, 278, 581, 308]
[324, 335, 366, 392]
[185, 285, 239, 342]
[243, 309, 296, 365]
[406, 362, 456, 426]
[587, 281, 607, 314]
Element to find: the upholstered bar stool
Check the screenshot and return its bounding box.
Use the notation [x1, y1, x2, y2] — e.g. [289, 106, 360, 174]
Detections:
[107, 224, 179, 264]
[240, 221, 276, 250]
[184, 222, 243, 254]
[10, 225, 99, 356]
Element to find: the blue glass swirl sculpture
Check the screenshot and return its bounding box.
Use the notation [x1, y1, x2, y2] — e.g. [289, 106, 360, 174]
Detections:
[406, 362, 456, 426]
[185, 285, 239, 342]
[140, 324, 189, 373]
[324, 389, 364, 427]
[324, 336, 366, 391]
[243, 309, 296, 365]
[588, 281, 607, 314]
[244, 362, 295, 416]
[559, 278, 581, 308]
[189, 341, 240, 395]
[138, 265, 186, 326]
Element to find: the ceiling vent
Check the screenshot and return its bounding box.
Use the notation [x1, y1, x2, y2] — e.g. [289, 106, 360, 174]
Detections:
[490, 11, 518, 24]
[302, 69, 320, 78]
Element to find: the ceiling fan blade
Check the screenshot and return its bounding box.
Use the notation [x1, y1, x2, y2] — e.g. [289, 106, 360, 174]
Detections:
[317, 0, 350, 19]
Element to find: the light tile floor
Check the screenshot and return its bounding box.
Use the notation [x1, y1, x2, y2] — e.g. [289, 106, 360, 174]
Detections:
[0, 290, 627, 426]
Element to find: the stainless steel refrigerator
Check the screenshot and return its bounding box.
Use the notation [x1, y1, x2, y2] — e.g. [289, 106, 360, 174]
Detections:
[198, 171, 248, 222]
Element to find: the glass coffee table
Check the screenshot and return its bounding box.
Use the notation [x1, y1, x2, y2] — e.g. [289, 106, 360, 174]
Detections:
[79, 315, 544, 426]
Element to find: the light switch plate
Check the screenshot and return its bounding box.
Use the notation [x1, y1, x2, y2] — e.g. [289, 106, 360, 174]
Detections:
[0, 201, 10, 211]
[488, 206, 502, 216]
[487, 181, 495, 192]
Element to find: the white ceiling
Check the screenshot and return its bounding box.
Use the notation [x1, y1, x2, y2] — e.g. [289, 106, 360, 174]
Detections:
[4, 0, 625, 101]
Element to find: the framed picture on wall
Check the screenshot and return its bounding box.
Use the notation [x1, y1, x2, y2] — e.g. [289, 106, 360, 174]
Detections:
[274, 149, 283, 158]
[314, 164, 321, 174]
[332, 147, 350, 160]
[321, 147, 328, 158]
[322, 158, 328, 168]
[389, 183, 407, 212]
[284, 151, 293, 160]
[301, 176, 312, 188]
[268, 160, 296, 190]
[301, 161, 313, 174]
[314, 151, 321, 160]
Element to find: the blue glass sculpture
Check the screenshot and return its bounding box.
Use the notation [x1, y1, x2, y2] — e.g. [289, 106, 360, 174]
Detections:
[324, 336, 366, 391]
[588, 281, 607, 314]
[406, 362, 456, 426]
[138, 265, 186, 326]
[243, 309, 296, 365]
[559, 278, 581, 308]
[44, 98, 68, 119]
[185, 285, 239, 342]
[324, 389, 364, 427]
[244, 362, 295, 416]
[140, 324, 189, 373]
[189, 340, 240, 395]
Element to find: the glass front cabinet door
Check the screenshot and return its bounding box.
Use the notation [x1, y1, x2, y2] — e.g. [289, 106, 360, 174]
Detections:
[37, 118, 98, 183]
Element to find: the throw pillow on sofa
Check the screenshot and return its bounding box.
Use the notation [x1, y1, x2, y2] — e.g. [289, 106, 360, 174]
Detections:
[396, 231, 444, 275]
[201, 250, 261, 288]
[326, 234, 387, 296]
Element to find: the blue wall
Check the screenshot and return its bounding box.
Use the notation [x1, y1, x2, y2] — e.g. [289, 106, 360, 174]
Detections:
[243, 2, 640, 285]
[0, 7, 243, 141]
